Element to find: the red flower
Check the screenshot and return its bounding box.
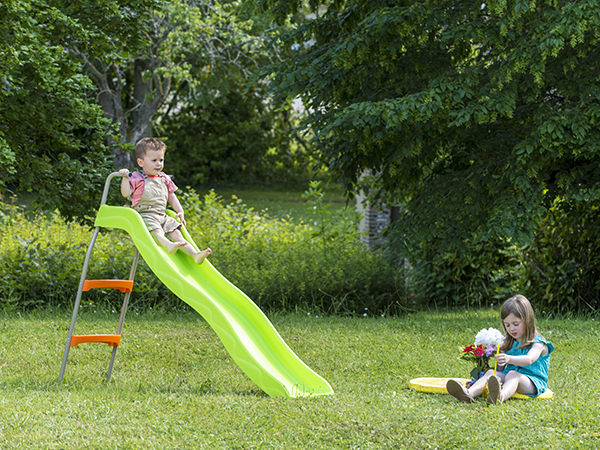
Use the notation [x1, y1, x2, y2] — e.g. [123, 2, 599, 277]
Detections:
[463, 345, 475, 353]
[473, 346, 484, 357]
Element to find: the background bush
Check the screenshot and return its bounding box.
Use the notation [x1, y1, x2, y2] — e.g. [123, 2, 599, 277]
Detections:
[400, 235, 518, 310]
[512, 199, 600, 314]
[4, 189, 599, 315]
[0, 186, 406, 315]
[160, 90, 316, 187]
[385, 198, 600, 315]
[182, 183, 406, 315]
[0, 198, 138, 311]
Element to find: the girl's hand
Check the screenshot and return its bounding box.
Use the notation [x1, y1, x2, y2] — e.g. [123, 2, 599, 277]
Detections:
[119, 168, 130, 177]
[495, 342, 545, 368]
[176, 211, 186, 227]
[495, 353, 509, 365]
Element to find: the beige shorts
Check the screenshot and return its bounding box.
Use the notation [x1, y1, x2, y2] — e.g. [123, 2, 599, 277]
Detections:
[139, 211, 181, 235]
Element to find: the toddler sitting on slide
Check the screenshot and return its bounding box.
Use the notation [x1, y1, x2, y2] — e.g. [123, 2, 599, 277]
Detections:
[119, 137, 211, 264]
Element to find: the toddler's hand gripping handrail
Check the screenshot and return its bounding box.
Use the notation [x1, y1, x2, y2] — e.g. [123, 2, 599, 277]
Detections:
[100, 172, 130, 206]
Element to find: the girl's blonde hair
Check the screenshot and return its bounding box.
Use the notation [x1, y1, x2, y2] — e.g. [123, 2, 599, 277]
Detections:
[499, 294, 541, 351]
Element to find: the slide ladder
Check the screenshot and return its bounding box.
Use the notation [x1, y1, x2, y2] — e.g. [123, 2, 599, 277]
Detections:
[59, 173, 142, 382]
[59, 172, 333, 398]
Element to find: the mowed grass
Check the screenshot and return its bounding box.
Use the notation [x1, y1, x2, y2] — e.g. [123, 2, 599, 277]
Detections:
[8, 182, 350, 224]
[206, 185, 350, 222]
[0, 309, 598, 449]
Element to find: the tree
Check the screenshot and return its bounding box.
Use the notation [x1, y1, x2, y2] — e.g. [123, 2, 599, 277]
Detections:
[251, 0, 600, 301]
[156, 5, 311, 187]
[1, 0, 286, 222]
[74, 0, 273, 170]
[0, 0, 161, 222]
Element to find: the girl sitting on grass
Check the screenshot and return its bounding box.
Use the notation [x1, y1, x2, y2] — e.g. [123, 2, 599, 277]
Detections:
[447, 294, 554, 404]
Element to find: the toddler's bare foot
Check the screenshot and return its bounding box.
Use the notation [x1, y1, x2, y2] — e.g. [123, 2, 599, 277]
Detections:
[193, 248, 212, 264]
[167, 241, 187, 254]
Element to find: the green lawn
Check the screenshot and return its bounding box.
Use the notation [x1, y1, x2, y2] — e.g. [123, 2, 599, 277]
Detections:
[0, 309, 597, 449]
[202, 185, 349, 223]
[7, 183, 351, 224]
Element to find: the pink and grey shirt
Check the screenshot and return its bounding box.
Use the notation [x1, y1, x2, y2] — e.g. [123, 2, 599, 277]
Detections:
[128, 171, 178, 207]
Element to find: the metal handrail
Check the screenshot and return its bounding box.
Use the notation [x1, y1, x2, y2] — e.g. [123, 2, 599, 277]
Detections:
[59, 171, 138, 382]
[100, 171, 130, 207]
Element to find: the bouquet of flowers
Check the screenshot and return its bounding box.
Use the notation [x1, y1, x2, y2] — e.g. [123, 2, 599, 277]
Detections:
[459, 328, 505, 380]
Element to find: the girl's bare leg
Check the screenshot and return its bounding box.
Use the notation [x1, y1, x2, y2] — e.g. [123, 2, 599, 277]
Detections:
[168, 229, 212, 264]
[463, 370, 506, 398]
[151, 229, 186, 254]
[498, 371, 536, 402]
[447, 370, 506, 402]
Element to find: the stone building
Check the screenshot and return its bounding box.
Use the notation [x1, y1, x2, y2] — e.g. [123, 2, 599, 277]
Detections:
[355, 189, 400, 248]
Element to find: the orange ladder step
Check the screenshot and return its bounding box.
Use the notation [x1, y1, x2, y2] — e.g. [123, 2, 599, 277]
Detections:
[70, 335, 121, 347]
[82, 280, 133, 292]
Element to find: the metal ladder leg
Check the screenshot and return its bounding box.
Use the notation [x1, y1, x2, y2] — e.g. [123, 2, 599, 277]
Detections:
[106, 247, 140, 381]
[58, 227, 101, 382]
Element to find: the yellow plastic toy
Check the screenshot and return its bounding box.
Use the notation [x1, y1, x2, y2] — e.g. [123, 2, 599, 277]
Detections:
[409, 377, 554, 399]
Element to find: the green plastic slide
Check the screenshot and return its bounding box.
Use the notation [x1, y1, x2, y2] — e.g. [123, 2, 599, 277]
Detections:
[95, 205, 334, 398]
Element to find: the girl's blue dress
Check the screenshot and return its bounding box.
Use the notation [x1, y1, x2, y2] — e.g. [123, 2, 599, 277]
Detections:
[501, 334, 554, 397]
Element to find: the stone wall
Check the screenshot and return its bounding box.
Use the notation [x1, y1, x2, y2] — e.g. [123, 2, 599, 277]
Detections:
[356, 189, 393, 248]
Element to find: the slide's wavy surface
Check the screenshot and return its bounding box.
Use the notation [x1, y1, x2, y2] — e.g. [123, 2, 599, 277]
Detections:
[95, 205, 334, 398]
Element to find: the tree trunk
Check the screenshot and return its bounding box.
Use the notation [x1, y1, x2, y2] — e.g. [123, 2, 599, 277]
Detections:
[74, 50, 171, 170]
[130, 58, 153, 142]
[92, 65, 133, 170]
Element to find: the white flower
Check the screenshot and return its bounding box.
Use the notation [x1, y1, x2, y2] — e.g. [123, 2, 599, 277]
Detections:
[474, 327, 504, 347]
[291, 43, 300, 51]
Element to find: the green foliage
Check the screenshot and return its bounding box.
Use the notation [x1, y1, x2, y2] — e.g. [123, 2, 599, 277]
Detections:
[513, 199, 600, 314]
[82, 0, 285, 157]
[0, 0, 161, 223]
[251, 0, 600, 305]
[1, 185, 405, 315]
[161, 90, 312, 186]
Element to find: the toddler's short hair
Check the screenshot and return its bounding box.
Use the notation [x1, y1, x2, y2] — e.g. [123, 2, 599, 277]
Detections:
[135, 137, 166, 161]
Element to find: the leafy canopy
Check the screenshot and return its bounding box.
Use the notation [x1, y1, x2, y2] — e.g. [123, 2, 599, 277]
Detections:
[0, 0, 161, 222]
[252, 0, 600, 250]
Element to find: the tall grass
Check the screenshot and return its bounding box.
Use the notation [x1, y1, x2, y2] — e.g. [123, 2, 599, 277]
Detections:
[1, 184, 406, 315]
[0, 309, 597, 449]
